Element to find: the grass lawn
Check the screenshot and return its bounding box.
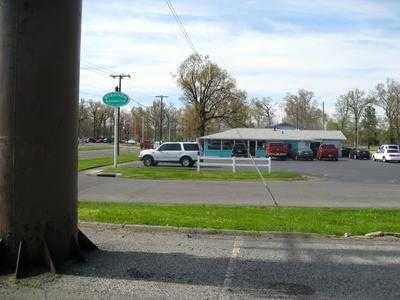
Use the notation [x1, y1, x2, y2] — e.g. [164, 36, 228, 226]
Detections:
[102, 166, 304, 181]
[79, 202, 400, 236]
[78, 154, 138, 172]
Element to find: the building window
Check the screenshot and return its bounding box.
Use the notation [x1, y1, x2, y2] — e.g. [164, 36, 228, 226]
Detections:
[222, 140, 234, 150]
[257, 140, 266, 151]
[159, 143, 182, 151]
[234, 140, 247, 147]
[208, 139, 221, 150]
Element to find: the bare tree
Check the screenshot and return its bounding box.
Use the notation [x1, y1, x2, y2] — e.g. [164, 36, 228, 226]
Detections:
[335, 95, 350, 132]
[373, 79, 400, 144]
[87, 100, 102, 138]
[177, 54, 247, 136]
[341, 89, 370, 147]
[283, 89, 324, 129]
[250, 97, 275, 127]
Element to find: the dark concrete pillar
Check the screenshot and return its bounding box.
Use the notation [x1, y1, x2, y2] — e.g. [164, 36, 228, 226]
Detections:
[0, 0, 84, 271]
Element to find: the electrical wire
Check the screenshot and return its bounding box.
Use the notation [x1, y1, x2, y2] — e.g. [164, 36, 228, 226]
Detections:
[233, 128, 279, 207]
[165, 0, 198, 54]
[81, 60, 116, 74]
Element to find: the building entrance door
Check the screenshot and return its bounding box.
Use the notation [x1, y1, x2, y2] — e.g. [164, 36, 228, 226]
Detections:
[249, 141, 256, 157]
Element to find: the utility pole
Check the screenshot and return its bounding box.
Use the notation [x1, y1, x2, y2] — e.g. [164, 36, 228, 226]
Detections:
[322, 101, 325, 130]
[155, 95, 168, 142]
[167, 115, 171, 142]
[141, 116, 145, 143]
[110, 74, 131, 163]
[0, 0, 96, 278]
[296, 99, 299, 130]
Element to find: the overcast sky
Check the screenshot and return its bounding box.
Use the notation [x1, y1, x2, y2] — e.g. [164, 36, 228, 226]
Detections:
[80, 0, 400, 119]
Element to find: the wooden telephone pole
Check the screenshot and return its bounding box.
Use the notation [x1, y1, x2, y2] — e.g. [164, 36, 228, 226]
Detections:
[0, 0, 96, 278]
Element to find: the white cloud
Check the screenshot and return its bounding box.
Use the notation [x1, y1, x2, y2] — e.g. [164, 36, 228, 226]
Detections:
[80, 0, 400, 117]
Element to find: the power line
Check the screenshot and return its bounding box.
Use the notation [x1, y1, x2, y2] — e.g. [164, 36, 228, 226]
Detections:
[165, 0, 198, 54]
[82, 60, 116, 74]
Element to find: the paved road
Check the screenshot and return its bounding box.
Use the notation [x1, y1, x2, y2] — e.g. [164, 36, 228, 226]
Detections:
[78, 158, 400, 207]
[2, 224, 400, 299]
[79, 174, 400, 208]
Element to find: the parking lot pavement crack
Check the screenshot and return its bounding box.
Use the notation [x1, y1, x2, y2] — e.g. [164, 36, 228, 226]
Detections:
[220, 236, 242, 299]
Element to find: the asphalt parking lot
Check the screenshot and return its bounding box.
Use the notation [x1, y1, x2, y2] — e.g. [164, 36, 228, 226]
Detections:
[263, 158, 400, 184]
[2, 224, 400, 299]
[132, 157, 400, 184]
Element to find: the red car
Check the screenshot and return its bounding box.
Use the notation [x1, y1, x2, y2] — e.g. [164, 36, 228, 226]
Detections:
[140, 140, 154, 150]
[317, 144, 338, 161]
[266, 142, 289, 160]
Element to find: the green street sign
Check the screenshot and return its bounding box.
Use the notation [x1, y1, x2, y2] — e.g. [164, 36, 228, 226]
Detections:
[102, 92, 130, 107]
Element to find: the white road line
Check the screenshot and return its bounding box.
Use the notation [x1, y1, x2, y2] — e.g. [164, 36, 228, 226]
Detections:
[220, 236, 242, 299]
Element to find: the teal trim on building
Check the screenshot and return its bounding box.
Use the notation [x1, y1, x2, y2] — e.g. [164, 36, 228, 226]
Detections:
[255, 150, 266, 158]
[202, 139, 317, 158]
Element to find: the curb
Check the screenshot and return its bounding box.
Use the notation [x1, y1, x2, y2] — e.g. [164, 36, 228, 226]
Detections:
[78, 222, 400, 241]
[77, 221, 363, 240]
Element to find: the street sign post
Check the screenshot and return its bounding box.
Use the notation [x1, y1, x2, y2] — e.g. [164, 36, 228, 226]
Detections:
[103, 92, 130, 107]
[103, 92, 130, 168]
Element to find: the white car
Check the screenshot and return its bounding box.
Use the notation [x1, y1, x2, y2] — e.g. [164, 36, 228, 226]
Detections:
[138, 142, 200, 167]
[372, 145, 400, 162]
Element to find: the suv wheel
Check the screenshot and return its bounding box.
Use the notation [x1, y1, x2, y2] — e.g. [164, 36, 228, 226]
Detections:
[143, 155, 154, 167]
[180, 156, 192, 167]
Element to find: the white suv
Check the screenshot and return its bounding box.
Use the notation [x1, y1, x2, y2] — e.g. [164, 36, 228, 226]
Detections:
[372, 145, 400, 162]
[139, 142, 200, 167]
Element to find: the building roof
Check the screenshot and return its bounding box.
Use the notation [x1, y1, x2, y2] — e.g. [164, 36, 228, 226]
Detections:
[200, 128, 346, 141]
[271, 122, 297, 130]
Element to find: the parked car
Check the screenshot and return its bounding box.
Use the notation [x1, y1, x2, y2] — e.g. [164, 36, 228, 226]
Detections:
[127, 139, 136, 144]
[85, 137, 96, 143]
[380, 144, 400, 151]
[266, 142, 289, 160]
[139, 142, 200, 167]
[372, 146, 400, 162]
[317, 144, 338, 161]
[350, 148, 370, 160]
[341, 147, 352, 158]
[232, 143, 248, 157]
[291, 148, 314, 161]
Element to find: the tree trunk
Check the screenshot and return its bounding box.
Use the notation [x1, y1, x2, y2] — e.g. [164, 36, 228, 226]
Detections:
[0, 0, 94, 276]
